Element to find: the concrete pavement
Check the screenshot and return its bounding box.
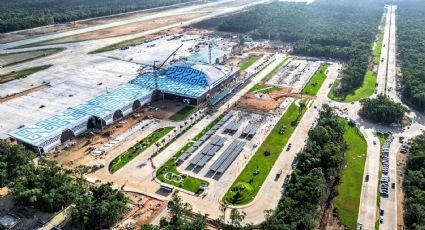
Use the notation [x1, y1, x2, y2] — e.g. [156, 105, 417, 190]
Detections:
[357, 129, 380, 230]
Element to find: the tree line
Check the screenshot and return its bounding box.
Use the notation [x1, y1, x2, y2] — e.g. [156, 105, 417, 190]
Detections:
[196, 0, 383, 96]
[403, 133, 425, 229]
[359, 94, 408, 124]
[0, 140, 128, 229]
[0, 0, 194, 33]
[261, 105, 346, 229]
[397, 0, 425, 110]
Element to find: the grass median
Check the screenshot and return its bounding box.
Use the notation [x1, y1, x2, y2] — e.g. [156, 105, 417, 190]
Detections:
[169, 106, 196, 121]
[156, 114, 224, 193]
[240, 56, 258, 70]
[110, 127, 174, 173]
[302, 64, 328, 96]
[373, 14, 387, 64]
[329, 70, 376, 102]
[334, 120, 367, 229]
[249, 84, 282, 93]
[223, 100, 308, 205]
[89, 36, 148, 54]
[0, 65, 52, 84]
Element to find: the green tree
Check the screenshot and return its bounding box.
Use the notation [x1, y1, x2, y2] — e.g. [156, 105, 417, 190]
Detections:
[0, 140, 35, 187]
[359, 94, 408, 124]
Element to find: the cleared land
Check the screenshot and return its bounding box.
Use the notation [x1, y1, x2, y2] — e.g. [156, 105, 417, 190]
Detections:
[169, 106, 197, 121]
[0, 65, 51, 84]
[18, 12, 206, 48]
[301, 64, 328, 96]
[240, 56, 258, 70]
[223, 100, 307, 205]
[110, 127, 174, 173]
[156, 115, 225, 193]
[0, 48, 63, 67]
[333, 120, 367, 229]
[329, 71, 376, 102]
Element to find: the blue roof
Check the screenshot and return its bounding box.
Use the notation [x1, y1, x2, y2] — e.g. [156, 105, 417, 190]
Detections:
[131, 64, 211, 98]
[10, 84, 153, 146]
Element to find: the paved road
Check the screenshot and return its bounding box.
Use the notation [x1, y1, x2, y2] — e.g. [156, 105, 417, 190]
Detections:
[225, 62, 342, 224]
[375, 6, 392, 97]
[380, 5, 399, 230]
[357, 129, 380, 230]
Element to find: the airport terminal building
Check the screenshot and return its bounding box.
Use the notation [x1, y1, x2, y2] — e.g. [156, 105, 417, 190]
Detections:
[9, 84, 153, 152]
[131, 63, 239, 105]
[9, 63, 239, 152]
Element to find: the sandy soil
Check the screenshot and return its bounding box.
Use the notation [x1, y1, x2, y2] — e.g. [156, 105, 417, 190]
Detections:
[319, 206, 345, 230]
[50, 109, 149, 169]
[39, 12, 207, 46]
[0, 83, 50, 102]
[237, 88, 291, 112]
[114, 191, 166, 229]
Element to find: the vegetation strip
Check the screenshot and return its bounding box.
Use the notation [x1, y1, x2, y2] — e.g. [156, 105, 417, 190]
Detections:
[249, 84, 282, 93]
[169, 106, 197, 121]
[262, 105, 346, 229]
[373, 13, 387, 64]
[223, 100, 307, 205]
[156, 114, 225, 193]
[90, 36, 148, 54]
[240, 56, 258, 70]
[0, 48, 64, 67]
[110, 127, 174, 173]
[333, 119, 367, 229]
[301, 64, 328, 96]
[329, 71, 377, 102]
[0, 65, 52, 84]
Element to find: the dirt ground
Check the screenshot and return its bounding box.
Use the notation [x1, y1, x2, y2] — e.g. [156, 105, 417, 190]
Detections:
[0, 187, 9, 197]
[149, 99, 188, 120]
[0, 83, 50, 102]
[114, 191, 166, 229]
[0, 49, 60, 66]
[39, 12, 207, 46]
[319, 206, 345, 230]
[50, 109, 150, 169]
[237, 88, 291, 112]
[396, 150, 407, 229]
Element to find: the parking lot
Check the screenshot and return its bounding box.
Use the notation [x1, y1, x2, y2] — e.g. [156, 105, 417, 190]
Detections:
[266, 59, 321, 92]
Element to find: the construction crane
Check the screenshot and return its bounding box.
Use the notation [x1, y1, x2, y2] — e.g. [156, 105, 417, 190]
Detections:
[152, 44, 183, 92]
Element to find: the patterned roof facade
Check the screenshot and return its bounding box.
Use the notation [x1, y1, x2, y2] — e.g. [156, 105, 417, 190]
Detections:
[10, 84, 153, 146]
